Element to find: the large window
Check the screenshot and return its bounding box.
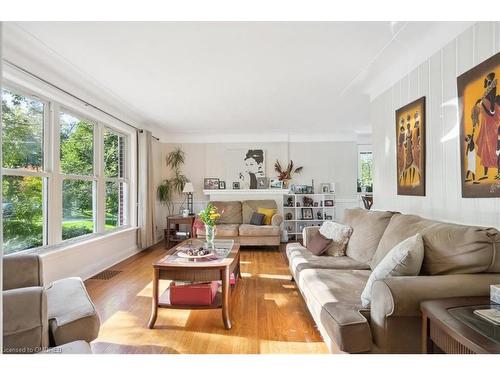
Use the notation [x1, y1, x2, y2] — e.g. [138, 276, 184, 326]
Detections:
[1, 84, 130, 254]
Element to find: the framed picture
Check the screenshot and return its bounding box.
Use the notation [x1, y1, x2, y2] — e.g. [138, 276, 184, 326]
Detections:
[219, 181, 226, 189]
[257, 177, 268, 189]
[324, 199, 334, 207]
[396, 96, 426, 196]
[269, 179, 283, 189]
[232, 182, 240, 190]
[457, 51, 500, 198]
[302, 208, 313, 220]
[313, 202, 318, 207]
[320, 183, 330, 193]
[204, 178, 219, 190]
[225, 149, 265, 189]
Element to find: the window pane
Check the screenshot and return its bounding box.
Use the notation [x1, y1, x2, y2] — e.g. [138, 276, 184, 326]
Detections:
[2, 176, 44, 254]
[358, 152, 373, 188]
[106, 181, 125, 229]
[62, 179, 94, 240]
[104, 129, 125, 178]
[2, 88, 44, 170]
[60, 112, 94, 175]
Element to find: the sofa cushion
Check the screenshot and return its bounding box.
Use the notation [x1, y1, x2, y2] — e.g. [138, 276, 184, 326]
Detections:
[250, 212, 265, 226]
[297, 268, 372, 353]
[342, 208, 395, 265]
[211, 201, 242, 224]
[257, 207, 276, 225]
[319, 221, 353, 257]
[238, 224, 280, 237]
[306, 231, 332, 256]
[46, 277, 100, 346]
[372, 213, 500, 275]
[242, 200, 277, 224]
[197, 224, 239, 237]
[361, 234, 424, 308]
[286, 243, 370, 280]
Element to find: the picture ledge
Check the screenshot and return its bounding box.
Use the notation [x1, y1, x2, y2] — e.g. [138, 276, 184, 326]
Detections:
[203, 189, 290, 195]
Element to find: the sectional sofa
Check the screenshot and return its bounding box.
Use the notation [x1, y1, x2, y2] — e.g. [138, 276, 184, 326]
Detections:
[286, 208, 500, 353]
[196, 200, 283, 247]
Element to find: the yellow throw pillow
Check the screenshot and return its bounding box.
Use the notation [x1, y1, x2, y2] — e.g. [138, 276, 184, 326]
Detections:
[257, 208, 276, 225]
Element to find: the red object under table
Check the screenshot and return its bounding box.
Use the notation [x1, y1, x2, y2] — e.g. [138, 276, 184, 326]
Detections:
[170, 281, 219, 305]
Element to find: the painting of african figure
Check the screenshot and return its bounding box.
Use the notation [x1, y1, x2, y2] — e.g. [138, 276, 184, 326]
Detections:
[395, 96, 426, 196]
[458, 51, 500, 198]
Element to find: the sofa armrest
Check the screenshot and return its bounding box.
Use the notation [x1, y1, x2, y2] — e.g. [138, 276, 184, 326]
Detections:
[3, 287, 49, 353]
[302, 226, 320, 247]
[3, 253, 44, 291]
[370, 274, 500, 353]
[271, 213, 283, 227]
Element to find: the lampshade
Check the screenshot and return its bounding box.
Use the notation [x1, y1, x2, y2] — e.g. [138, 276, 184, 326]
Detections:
[182, 182, 194, 193]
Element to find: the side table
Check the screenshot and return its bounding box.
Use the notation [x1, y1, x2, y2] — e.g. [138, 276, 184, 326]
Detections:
[165, 215, 195, 248]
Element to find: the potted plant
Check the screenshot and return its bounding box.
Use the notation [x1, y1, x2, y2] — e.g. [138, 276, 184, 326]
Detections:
[274, 160, 303, 188]
[157, 148, 188, 215]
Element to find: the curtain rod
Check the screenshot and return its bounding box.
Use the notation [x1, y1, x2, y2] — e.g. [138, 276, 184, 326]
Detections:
[2, 58, 160, 141]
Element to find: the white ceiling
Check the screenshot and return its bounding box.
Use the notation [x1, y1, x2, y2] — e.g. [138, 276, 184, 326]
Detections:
[2, 22, 472, 142]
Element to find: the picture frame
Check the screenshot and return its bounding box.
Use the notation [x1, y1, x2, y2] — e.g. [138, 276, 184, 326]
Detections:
[320, 183, 330, 193]
[313, 202, 319, 207]
[204, 178, 219, 190]
[324, 199, 334, 207]
[257, 177, 268, 189]
[457, 51, 500, 198]
[302, 208, 313, 220]
[218, 181, 226, 189]
[232, 182, 240, 190]
[269, 179, 283, 189]
[395, 96, 426, 196]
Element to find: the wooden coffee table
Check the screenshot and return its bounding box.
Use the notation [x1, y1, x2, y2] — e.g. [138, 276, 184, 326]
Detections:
[421, 297, 500, 354]
[148, 239, 241, 330]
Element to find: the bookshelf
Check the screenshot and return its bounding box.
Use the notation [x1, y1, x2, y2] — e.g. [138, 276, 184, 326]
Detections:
[283, 193, 335, 240]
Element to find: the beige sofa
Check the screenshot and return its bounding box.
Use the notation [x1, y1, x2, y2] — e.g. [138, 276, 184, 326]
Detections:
[286, 208, 500, 354]
[3, 253, 100, 354]
[196, 200, 283, 247]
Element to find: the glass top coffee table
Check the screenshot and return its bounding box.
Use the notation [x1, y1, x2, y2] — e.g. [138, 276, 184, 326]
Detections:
[147, 239, 241, 330]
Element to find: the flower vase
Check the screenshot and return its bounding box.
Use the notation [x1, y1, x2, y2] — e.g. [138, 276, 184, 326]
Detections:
[205, 225, 216, 249]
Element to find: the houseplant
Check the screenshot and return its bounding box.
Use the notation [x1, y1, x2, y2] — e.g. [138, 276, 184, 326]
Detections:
[157, 147, 188, 215]
[274, 160, 303, 188]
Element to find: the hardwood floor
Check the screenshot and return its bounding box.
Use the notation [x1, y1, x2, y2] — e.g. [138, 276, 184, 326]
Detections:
[84, 243, 328, 354]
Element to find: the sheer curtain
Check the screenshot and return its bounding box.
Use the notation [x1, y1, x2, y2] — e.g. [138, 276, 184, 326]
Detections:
[137, 130, 156, 249]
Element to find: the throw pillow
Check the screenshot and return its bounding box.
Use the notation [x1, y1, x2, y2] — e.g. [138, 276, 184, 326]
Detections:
[319, 221, 353, 257]
[250, 212, 266, 226]
[257, 208, 276, 225]
[360, 233, 424, 308]
[306, 231, 333, 256]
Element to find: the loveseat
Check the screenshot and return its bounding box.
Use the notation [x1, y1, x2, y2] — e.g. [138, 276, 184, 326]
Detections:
[196, 200, 283, 247]
[3, 253, 100, 354]
[286, 208, 500, 353]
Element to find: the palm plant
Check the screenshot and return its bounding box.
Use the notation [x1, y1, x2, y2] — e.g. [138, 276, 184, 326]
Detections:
[157, 148, 188, 214]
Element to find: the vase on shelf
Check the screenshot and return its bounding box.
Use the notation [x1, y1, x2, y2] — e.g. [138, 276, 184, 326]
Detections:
[205, 225, 216, 249]
[282, 179, 290, 189]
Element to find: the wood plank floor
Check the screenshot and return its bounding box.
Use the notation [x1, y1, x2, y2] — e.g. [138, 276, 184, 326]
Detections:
[84, 243, 328, 354]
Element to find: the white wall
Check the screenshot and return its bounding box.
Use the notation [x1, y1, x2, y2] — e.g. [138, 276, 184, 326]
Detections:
[371, 22, 500, 229]
[154, 141, 359, 241]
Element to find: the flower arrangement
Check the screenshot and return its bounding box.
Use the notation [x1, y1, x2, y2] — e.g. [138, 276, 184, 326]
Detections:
[197, 202, 221, 227]
[274, 160, 303, 187]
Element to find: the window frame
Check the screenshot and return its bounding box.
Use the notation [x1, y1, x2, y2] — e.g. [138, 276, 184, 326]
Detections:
[2, 80, 132, 254]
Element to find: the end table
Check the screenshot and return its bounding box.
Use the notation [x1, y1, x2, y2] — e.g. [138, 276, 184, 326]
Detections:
[165, 215, 195, 248]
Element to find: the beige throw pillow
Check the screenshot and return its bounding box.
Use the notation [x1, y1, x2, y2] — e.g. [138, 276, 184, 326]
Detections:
[319, 221, 353, 257]
[361, 233, 424, 308]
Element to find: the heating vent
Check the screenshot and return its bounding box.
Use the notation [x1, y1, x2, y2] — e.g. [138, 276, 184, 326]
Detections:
[90, 270, 122, 280]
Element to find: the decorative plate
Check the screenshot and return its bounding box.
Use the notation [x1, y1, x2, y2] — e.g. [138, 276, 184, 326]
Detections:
[177, 251, 214, 259]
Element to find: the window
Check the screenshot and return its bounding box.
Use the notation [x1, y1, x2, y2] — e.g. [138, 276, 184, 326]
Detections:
[2, 88, 47, 254]
[104, 128, 127, 229]
[1, 83, 131, 254]
[357, 150, 373, 192]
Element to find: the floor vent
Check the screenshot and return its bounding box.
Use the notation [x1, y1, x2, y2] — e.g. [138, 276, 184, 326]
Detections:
[90, 270, 122, 280]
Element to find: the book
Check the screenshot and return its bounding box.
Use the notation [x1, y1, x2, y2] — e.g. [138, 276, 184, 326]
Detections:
[473, 308, 500, 325]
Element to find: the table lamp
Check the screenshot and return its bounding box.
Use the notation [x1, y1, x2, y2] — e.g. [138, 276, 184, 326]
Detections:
[182, 182, 194, 215]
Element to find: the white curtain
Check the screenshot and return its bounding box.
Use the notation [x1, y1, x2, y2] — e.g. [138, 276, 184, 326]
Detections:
[137, 130, 156, 249]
